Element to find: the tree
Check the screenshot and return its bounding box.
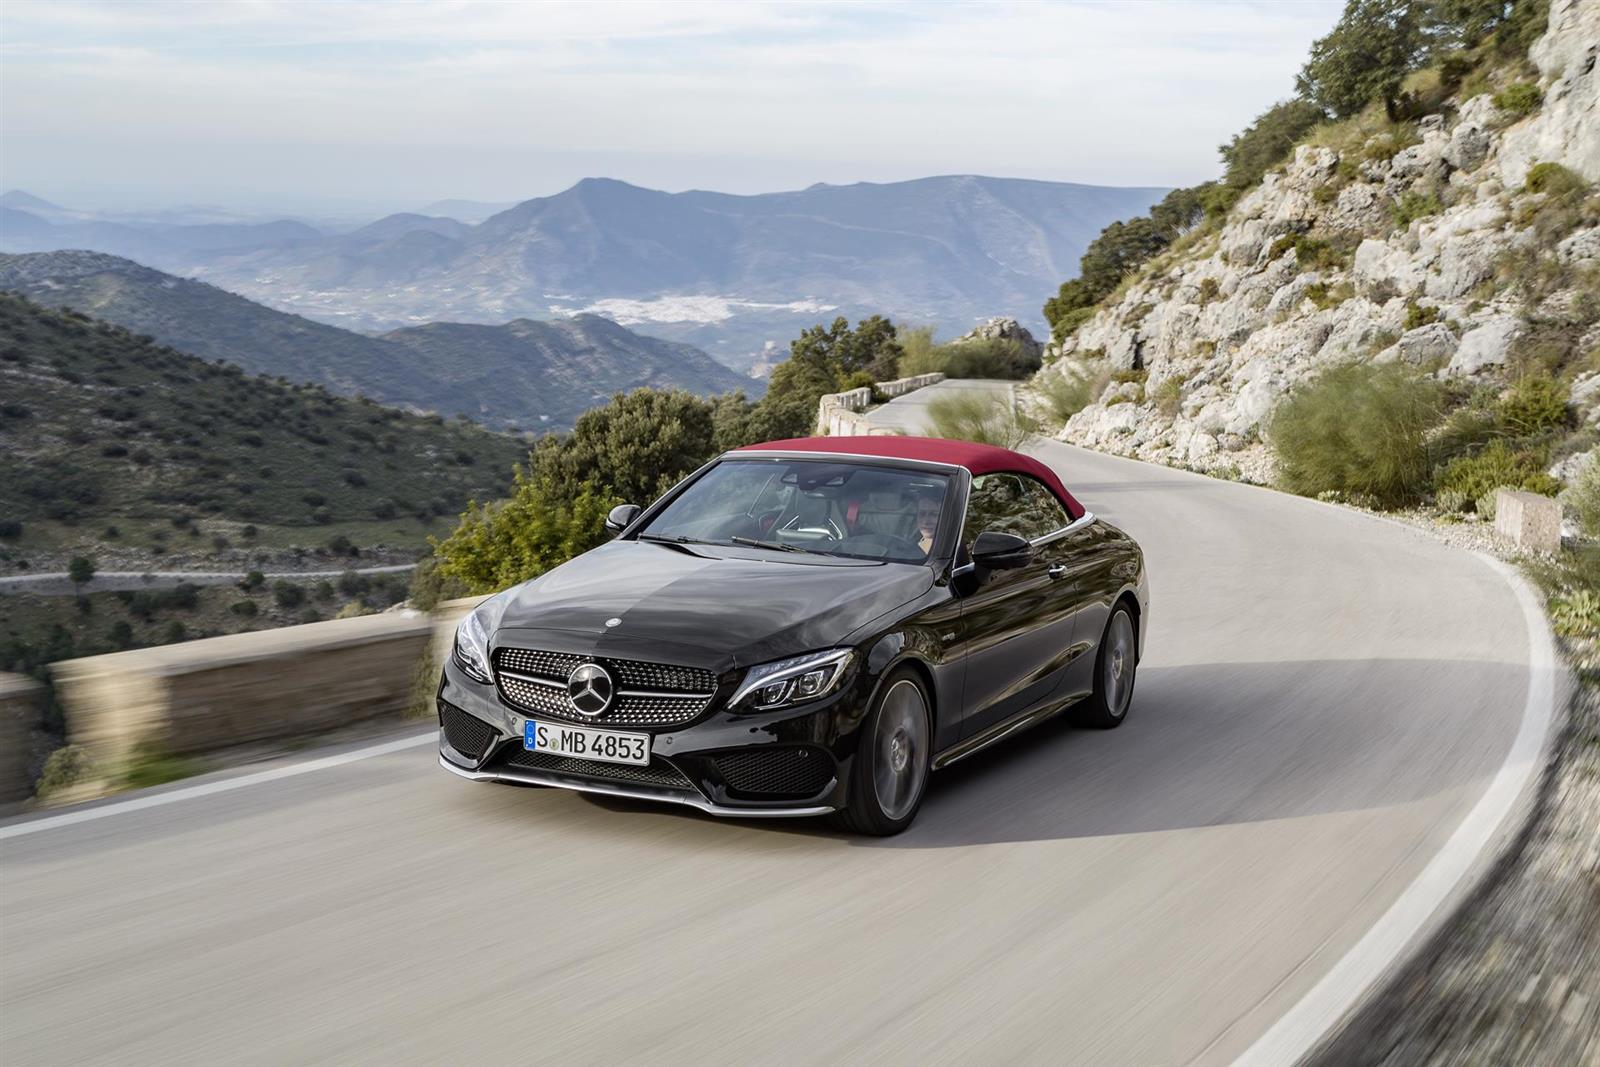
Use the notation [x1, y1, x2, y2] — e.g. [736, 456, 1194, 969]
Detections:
[1219, 99, 1326, 195]
[67, 556, 95, 600]
[1296, 0, 1426, 120]
[528, 388, 718, 507]
[788, 315, 904, 380]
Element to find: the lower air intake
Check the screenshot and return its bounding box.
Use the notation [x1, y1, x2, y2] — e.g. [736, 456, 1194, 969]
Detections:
[712, 746, 835, 798]
[440, 702, 495, 760]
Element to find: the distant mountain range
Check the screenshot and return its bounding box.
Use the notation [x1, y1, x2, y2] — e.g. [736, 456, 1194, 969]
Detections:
[0, 176, 1167, 369]
[0, 251, 751, 430]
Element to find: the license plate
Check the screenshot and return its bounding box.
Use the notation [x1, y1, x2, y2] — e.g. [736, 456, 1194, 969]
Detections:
[524, 720, 650, 765]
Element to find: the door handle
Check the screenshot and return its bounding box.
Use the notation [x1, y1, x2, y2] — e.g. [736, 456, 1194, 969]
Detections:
[1047, 564, 1068, 580]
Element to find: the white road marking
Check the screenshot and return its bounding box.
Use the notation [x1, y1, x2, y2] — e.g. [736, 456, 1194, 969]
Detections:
[1231, 552, 1559, 1066]
[0, 731, 437, 841]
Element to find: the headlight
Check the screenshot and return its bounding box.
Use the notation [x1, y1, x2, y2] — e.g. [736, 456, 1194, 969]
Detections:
[452, 602, 494, 684]
[730, 648, 853, 712]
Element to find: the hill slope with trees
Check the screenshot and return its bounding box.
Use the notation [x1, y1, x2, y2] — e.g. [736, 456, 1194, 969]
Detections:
[0, 293, 526, 571]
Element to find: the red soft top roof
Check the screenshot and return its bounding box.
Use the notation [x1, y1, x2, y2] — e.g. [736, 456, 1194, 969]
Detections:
[733, 435, 1084, 519]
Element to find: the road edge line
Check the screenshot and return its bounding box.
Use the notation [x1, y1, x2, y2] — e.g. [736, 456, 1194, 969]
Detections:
[1230, 552, 1560, 1066]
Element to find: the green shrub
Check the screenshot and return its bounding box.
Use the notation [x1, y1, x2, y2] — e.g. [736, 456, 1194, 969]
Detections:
[272, 580, 305, 609]
[1392, 190, 1443, 228]
[1153, 374, 1188, 417]
[1267, 233, 1352, 271]
[1493, 81, 1542, 116]
[35, 745, 97, 798]
[1564, 456, 1600, 537]
[1435, 440, 1561, 504]
[1035, 364, 1107, 426]
[1497, 375, 1569, 436]
[407, 555, 468, 611]
[1403, 300, 1441, 330]
[1549, 588, 1600, 637]
[1525, 161, 1588, 197]
[1437, 51, 1474, 93]
[229, 599, 259, 617]
[926, 390, 1036, 450]
[433, 474, 614, 595]
[1268, 362, 1445, 507]
[899, 337, 1040, 380]
[122, 745, 201, 789]
[1197, 278, 1222, 305]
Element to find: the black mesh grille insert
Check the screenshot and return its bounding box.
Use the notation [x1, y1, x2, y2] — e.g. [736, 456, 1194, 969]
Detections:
[440, 702, 496, 760]
[493, 646, 718, 728]
[712, 746, 835, 798]
[500, 747, 694, 790]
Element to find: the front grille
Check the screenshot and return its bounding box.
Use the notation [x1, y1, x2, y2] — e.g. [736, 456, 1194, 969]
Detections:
[500, 747, 694, 790]
[493, 646, 718, 728]
[440, 701, 496, 760]
[712, 746, 835, 798]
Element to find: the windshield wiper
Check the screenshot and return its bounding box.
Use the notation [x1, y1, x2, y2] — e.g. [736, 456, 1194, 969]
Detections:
[638, 533, 712, 546]
[729, 535, 817, 555]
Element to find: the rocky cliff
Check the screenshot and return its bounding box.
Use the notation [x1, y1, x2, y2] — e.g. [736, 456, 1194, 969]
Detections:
[1041, 0, 1599, 484]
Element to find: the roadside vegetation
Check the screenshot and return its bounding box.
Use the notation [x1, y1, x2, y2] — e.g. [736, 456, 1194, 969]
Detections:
[925, 390, 1036, 451]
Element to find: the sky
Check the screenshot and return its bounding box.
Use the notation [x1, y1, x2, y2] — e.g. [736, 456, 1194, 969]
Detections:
[0, 0, 1344, 219]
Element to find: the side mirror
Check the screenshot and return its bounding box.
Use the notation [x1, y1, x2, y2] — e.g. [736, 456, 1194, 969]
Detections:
[605, 503, 641, 533]
[971, 530, 1032, 569]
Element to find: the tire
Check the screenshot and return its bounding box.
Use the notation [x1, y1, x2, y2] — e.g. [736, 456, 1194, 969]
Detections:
[831, 668, 933, 836]
[1075, 603, 1137, 729]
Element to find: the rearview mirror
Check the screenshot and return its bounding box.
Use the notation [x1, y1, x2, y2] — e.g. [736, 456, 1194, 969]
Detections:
[605, 503, 641, 533]
[971, 530, 1032, 569]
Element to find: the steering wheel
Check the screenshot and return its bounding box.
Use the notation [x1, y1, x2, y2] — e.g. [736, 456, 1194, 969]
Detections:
[844, 532, 925, 559]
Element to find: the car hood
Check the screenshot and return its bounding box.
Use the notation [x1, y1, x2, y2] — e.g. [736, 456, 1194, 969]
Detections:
[489, 539, 934, 670]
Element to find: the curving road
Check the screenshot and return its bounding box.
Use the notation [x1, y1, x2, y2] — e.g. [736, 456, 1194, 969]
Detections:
[0, 383, 1557, 1066]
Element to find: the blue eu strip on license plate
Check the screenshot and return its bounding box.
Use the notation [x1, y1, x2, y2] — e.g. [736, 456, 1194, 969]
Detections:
[524, 721, 539, 749]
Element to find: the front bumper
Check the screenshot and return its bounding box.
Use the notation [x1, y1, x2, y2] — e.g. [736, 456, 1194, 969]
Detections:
[437, 653, 864, 817]
[437, 753, 837, 818]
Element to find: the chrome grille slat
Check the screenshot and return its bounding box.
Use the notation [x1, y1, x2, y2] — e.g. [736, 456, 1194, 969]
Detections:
[493, 646, 718, 728]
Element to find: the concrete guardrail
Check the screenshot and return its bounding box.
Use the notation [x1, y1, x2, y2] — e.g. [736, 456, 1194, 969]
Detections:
[52, 610, 437, 778]
[815, 373, 944, 436]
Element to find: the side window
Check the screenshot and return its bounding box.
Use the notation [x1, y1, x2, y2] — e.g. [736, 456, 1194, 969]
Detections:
[1018, 477, 1070, 536]
[963, 473, 1068, 545]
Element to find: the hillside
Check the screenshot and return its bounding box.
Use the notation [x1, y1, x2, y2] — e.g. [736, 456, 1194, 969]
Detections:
[0, 251, 750, 430]
[382, 314, 756, 426]
[1035, 0, 1599, 493]
[68, 175, 1167, 369]
[0, 293, 526, 570]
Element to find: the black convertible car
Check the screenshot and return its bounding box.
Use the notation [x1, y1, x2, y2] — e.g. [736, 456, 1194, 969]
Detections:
[438, 435, 1147, 834]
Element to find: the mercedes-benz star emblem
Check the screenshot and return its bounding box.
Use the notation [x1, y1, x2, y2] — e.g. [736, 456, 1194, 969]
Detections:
[566, 662, 614, 717]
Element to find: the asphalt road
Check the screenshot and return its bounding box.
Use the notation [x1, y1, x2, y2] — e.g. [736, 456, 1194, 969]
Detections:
[0, 385, 1555, 1066]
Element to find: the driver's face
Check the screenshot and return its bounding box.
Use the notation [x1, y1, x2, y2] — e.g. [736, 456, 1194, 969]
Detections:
[915, 498, 941, 535]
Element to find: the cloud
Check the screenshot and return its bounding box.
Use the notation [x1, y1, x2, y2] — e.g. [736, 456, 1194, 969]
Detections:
[0, 0, 1342, 212]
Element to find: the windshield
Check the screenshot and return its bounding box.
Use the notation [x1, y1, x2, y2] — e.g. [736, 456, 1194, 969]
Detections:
[636, 458, 951, 563]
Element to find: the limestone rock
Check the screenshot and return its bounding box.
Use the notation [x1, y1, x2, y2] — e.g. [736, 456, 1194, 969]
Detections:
[958, 317, 1043, 362]
[1498, 0, 1600, 186]
[1447, 316, 1526, 375]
